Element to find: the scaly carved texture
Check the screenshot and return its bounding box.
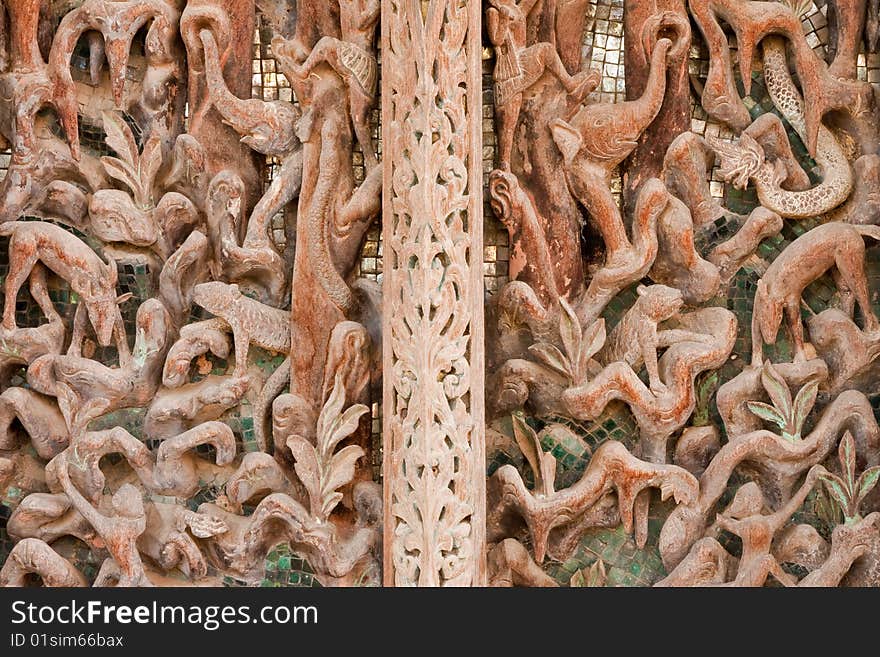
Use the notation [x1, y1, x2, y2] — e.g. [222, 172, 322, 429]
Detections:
[382, 0, 485, 586]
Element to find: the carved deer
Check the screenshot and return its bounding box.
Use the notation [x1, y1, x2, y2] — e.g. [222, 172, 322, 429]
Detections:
[0, 222, 126, 353]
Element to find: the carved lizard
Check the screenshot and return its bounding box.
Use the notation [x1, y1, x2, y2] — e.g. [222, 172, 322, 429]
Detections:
[191, 281, 290, 377]
[709, 36, 852, 219]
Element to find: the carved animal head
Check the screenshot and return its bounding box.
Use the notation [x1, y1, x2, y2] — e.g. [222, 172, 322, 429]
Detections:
[236, 102, 301, 156]
[192, 281, 240, 316]
[753, 279, 784, 344]
[707, 133, 767, 190]
[636, 284, 684, 321]
[550, 118, 586, 168]
[207, 171, 245, 226]
[86, 260, 122, 347]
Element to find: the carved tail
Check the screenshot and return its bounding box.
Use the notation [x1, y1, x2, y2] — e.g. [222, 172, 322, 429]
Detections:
[758, 36, 852, 217]
[307, 120, 356, 314]
[254, 356, 290, 453]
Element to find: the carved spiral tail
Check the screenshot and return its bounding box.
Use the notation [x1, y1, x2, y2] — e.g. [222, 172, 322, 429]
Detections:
[758, 36, 852, 217]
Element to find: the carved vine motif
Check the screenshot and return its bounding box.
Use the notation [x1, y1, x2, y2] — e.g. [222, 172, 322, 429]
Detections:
[383, 0, 484, 586]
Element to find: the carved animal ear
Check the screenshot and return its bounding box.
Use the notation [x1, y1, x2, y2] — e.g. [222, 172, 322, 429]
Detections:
[550, 119, 582, 166]
[636, 285, 648, 296]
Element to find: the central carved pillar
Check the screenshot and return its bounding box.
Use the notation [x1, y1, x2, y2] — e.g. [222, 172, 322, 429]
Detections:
[381, 0, 486, 586]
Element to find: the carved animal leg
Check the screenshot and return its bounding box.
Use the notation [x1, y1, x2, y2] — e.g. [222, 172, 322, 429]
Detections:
[633, 492, 650, 549]
[563, 361, 650, 421]
[67, 304, 89, 358]
[578, 178, 631, 266]
[643, 337, 665, 395]
[655, 329, 714, 348]
[785, 299, 807, 362]
[530, 42, 599, 99]
[232, 327, 250, 378]
[832, 268, 856, 318]
[2, 251, 37, 330]
[27, 264, 60, 324]
[760, 555, 797, 587]
[488, 539, 558, 587]
[751, 305, 765, 367]
[662, 132, 724, 227]
[708, 207, 783, 283]
[688, 0, 751, 131]
[350, 89, 378, 171]
[834, 246, 880, 332]
[293, 36, 340, 78]
[495, 93, 522, 170]
[826, 0, 868, 80]
[254, 356, 290, 453]
[113, 308, 131, 369]
[243, 152, 302, 249]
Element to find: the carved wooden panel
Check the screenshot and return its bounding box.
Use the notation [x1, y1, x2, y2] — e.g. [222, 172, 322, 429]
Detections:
[0, 0, 383, 588]
[483, 0, 880, 588]
[0, 0, 879, 590]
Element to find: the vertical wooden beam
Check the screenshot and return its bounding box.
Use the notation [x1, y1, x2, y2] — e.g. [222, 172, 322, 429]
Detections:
[382, 0, 486, 586]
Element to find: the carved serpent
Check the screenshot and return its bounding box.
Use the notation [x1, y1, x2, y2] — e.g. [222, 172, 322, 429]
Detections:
[711, 36, 852, 218]
[759, 36, 852, 216]
[308, 117, 356, 314]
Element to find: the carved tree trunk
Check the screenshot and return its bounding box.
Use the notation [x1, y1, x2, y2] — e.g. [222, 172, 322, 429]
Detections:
[622, 0, 691, 214]
[510, 2, 587, 301]
[382, 0, 486, 586]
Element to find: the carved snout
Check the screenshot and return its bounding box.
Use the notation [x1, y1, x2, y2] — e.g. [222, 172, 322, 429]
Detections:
[89, 299, 121, 348]
[641, 11, 690, 63]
